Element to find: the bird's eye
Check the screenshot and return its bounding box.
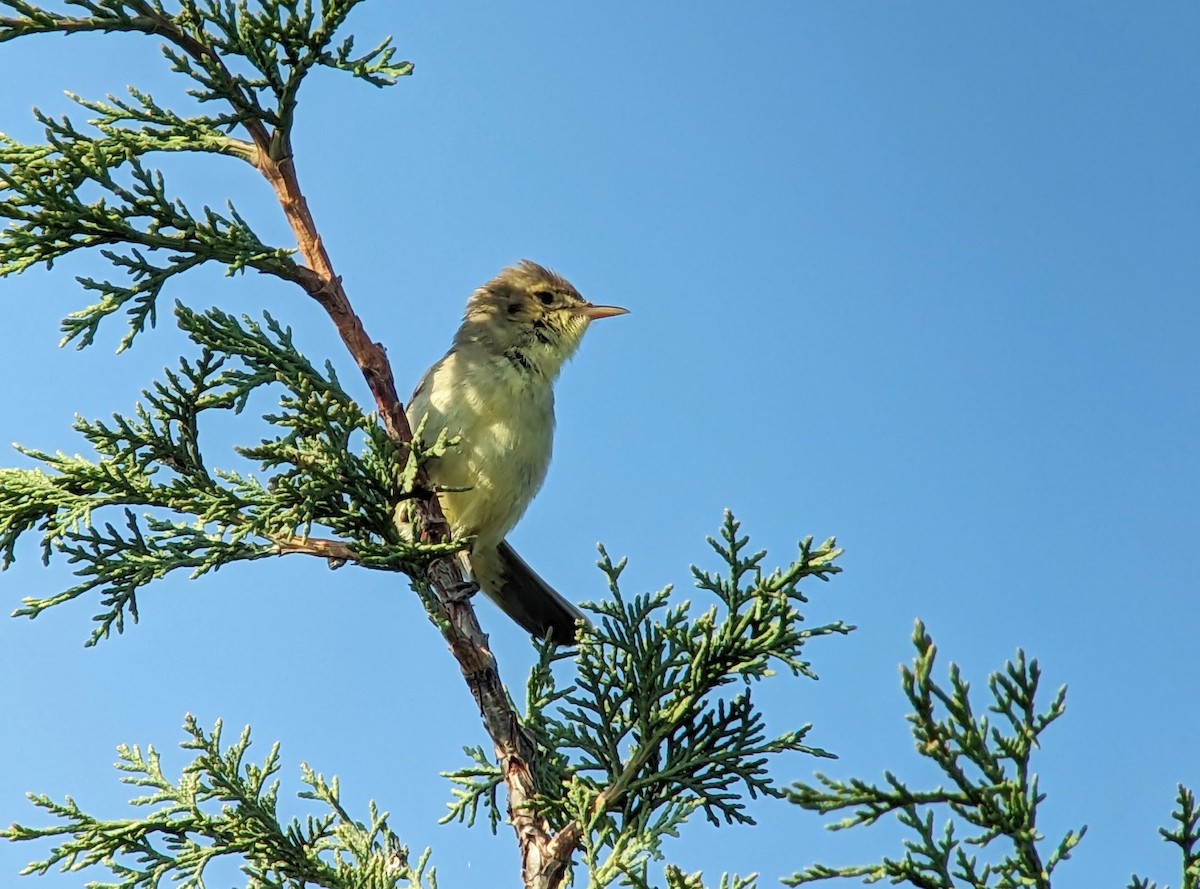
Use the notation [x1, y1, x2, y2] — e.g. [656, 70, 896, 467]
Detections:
[534, 290, 555, 307]
[507, 302, 522, 316]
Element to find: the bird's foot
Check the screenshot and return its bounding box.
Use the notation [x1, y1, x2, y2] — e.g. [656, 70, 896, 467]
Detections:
[445, 579, 480, 603]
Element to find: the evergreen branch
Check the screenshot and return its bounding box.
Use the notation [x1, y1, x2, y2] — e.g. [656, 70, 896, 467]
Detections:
[69, 86, 257, 156]
[0, 0, 161, 42]
[3, 7, 593, 886]
[15, 509, 276, 645]
[568, 515, 846, 820]
[0, 715, 434, 889]
[663, 869, 757, 889]
[440, 746, 504, 833]
[1129, 785, 1200, 889]
[450, 514, 848, 888]
[324, 31, 412, 86]
[1165, 787, 1200, 889]
[0, 120, 300, 349]
[0, 1, 412, 108]
[0, 0, 410, 349]
[0, 1, 438, 613]
[785, 621, 1086, 888]
[0, 304, 452, 644]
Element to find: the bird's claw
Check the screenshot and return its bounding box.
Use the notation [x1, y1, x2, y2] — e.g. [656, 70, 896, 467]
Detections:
[446, 580, 479, 603]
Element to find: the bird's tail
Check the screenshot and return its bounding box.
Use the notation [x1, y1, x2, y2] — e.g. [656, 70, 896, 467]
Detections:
[471, 540, 588, 644]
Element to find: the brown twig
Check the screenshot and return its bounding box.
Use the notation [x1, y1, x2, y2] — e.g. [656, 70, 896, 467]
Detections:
[261, 103, 574, 889]
[271, 535, 358, 561]
[2, 3, 580, 883]
[276, 199, 575, 887]
[120, 12, 578, 886]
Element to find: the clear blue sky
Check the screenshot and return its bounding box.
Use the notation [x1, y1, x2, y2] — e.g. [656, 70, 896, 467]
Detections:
[1, 2, 1198, 886]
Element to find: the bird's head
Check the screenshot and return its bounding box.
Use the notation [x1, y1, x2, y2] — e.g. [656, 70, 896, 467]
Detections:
[454, 260, 627, 378]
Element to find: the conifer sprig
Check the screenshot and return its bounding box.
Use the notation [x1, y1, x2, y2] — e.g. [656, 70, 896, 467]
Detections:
[0, 116, 293, 349]
[0, 0, 411, 350]
[443, 514, 848, 888]
[785, 622, 1085, 889]
[0, 304, 452, 644]
[663, 869, 757, 889]
[1129, 786, 1200, 889]
[0, 715, 434, 889]
[1, 8, 574, 880]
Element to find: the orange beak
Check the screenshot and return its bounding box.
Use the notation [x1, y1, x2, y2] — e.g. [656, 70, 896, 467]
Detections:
[579, 303, 629, 320]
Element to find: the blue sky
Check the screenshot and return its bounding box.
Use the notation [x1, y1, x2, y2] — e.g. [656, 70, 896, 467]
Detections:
[1, 2, 1198, 886]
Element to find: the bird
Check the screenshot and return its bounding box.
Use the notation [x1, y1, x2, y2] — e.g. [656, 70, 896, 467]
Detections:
[404, 260, 627, 643]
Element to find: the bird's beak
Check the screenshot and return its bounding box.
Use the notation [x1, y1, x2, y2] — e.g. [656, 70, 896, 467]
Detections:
[578, 303, 629, 320]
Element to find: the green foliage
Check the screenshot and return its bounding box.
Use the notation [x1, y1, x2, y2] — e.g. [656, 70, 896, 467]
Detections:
[785, 621, 1084, 889]
[1129, 786, 1200, 889]
[0, 0, 411, 350]
[0, 715, 435, 889]
[442, 513, 849, 888]
[6, 5, 1193, 889]
[663, 867, 757, 889]
[0, 304, 456, 645]
[0, 112, 294, 350]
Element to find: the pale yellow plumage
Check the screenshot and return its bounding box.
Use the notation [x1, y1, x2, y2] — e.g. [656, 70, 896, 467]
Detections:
[405, 261, 627, 642]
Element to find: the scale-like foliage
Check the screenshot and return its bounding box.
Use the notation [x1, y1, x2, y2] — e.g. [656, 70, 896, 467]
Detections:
[0, 0, 411, 350]
[12, 4, 1190, 889]
[443, 513, 849, 888]
[0, 716, 435, 889]
[1129, 787, 1200, 889]
[785, 622, 1084, 889]
[0, 304, 457, 644]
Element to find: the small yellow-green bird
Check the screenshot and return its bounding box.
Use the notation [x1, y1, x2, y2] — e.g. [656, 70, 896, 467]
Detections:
[406, 261, 627, 642]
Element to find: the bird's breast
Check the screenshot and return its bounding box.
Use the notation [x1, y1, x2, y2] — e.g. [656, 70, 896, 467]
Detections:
[407, 349, 555, 547]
